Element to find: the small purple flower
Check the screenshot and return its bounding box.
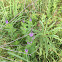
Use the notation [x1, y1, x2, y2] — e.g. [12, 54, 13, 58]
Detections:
[30, 19, 32, 21]
[27, 42, 30, 44]
[30, 41, 32, 43]
[29, 32, 33, 37]
[5, 20, 8, 24]
[22, 20, 25, 22]
[25, 49, 28, 53]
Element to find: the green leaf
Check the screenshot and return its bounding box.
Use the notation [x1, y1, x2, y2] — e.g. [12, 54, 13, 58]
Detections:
[8, 52, 30, 62]
[50, 35, 62, 42]
[48, 21, 56, 30]
[49, 27, 62, 34]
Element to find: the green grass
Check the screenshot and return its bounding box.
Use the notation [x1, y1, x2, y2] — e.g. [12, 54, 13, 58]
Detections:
[0, 0, 62, 62]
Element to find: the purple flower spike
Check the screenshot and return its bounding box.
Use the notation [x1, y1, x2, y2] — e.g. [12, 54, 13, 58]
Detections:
[30, 19, 32, 21]
[25, 49, 28, 53]
[5, 20, 8, 24]
[27, 42, 30, 44]
[22, 20, 25, 22]
[29, 32, 33, 37]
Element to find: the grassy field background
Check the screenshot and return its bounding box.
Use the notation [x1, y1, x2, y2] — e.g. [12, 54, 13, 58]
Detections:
[0, 0, 62, 62]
